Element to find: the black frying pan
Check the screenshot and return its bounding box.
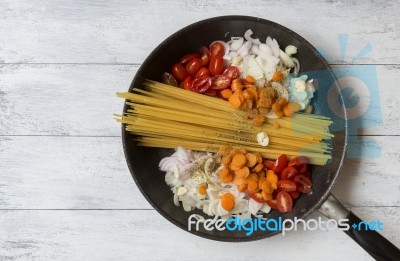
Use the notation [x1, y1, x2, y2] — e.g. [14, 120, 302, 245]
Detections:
[122, 16, 400, 260]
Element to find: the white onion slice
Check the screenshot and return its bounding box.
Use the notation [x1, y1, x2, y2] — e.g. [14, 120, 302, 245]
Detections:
[230, 37, 244, 50]
[292, 57, 300, 76]
[272, 39, 280, 57]
[279, 50, 295, 68]
[244, 29, 261, 44]
[259, 43, 273, 56]
[251, 45, 260, 56]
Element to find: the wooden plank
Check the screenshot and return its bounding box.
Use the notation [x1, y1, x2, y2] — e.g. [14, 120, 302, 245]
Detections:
[0, 135, 399, 209]
[1, 208, 398, 260]
[0, 0, 399, 64]
[0, 64, 397, 136]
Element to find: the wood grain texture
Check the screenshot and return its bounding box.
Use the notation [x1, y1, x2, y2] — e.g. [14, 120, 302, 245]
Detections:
[1, 135, 399, 209]
[2, 208, 399, 261]
[0, 0, 399, 64]
[0, 64, 398, 136]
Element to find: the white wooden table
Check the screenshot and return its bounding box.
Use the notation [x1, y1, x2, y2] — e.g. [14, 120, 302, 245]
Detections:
[1, 1, 399, 260]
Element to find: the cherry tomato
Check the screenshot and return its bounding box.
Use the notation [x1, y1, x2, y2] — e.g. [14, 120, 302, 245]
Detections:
[185, 57, 202, 75]
[199, 46, 210, 56]
[191, 75, 211, 93]
[161, 72, 178, 87]
[211, 75, 231, 90]
[266, 199, 278, 209]
[180, 76, 193, 90]
[209, 41, 225, 57]
[195, 67, 210, 78]
[294, 175, 312, 193]
[288, 156, 310, 167]
[277, 180, 297, 192]
[297, 163, 308, 174]
[281, 166, 298, 180]
[263, 160, 275, 170]
[171, 63, 187, 81]
[289, 191, 301, 200]
[209, 56, 224, 75]
[276, 191, 293, 213]
[200, 53, 210, 66]
[247, 191, 266, 203]
[223, 66, 240, 79]
[273, 154, 288, 174]
[179, 53, 200, 64]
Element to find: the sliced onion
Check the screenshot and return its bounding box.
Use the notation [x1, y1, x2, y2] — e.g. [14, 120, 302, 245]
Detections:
[251, 44, 260, 56]
[259, 43, 273, 56]
[266, 36, 273, 48]
[249, 198, 263, 216]
[244, 40, 252, 50]
[224, 42, 231, 56]
[272, 38, 280, 57]
[279, 50, 295, 68]
[244, 29, 261, 45]
[285, 45, 297, 56]
[292, 57, 300, 76]
[230, 37, 244, 50]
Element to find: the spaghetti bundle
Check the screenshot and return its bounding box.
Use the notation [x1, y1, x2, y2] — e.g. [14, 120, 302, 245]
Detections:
[115, 80, 333, 165]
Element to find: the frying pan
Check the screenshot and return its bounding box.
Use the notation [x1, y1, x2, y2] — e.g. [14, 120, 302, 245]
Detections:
[121, 16, 400, 260]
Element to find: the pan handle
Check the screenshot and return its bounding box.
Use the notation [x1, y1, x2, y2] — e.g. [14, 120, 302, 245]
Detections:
[318, 194, 400, 261]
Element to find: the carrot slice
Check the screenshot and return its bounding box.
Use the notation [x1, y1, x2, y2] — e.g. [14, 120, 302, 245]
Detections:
[262, 190, 273, 201]
[198, 184, 207, 195]
[231, 154, 247, 168]
[220, 172, 233, 183]
[237, 184, 247, 192]
[221, 196, 235, 211]
[272, 71, 284, 82]
[247, 180, 258, 192]
[221, 89, 232, 99]
[235, 166, 250, 178]
[246, 153, 258, 167]
[252, 163, 264, 173]
[266, 170, 278, 184]
[228, 93, 242, 108]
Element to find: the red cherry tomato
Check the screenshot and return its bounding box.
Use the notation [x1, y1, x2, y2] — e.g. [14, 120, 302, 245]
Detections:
[266, 199, 278, 209]
[185, 57, 202, 75]
[200, 53, 210, 67]
[195, 67, 210, 78]
[171, 63, 187, 81]
[288, 156, 310, 167]
[276, 191, 293, 213]
[289, 191, 301, 200]
[209, 56, 224, 76]
[303, 169, 312, 180]
[273, 154, 288, 174]
[277, 180, 297, 192]
[294, 175, 312, 193]
[199, 46, 210, 56]
[179, 53, 200, 64]
[180, 76, 193, 90]
[191, 75, 211, 93]
[209, 41, 225, 57]
[223, 66, 240, 79]
[263, 160, 275, 170]
[281, 166, 298, 180]
[297, 163, 308, 174]
[161, 72, 178, 87]
[247, 191, 266, 203]
[211, 75, 231, 90]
